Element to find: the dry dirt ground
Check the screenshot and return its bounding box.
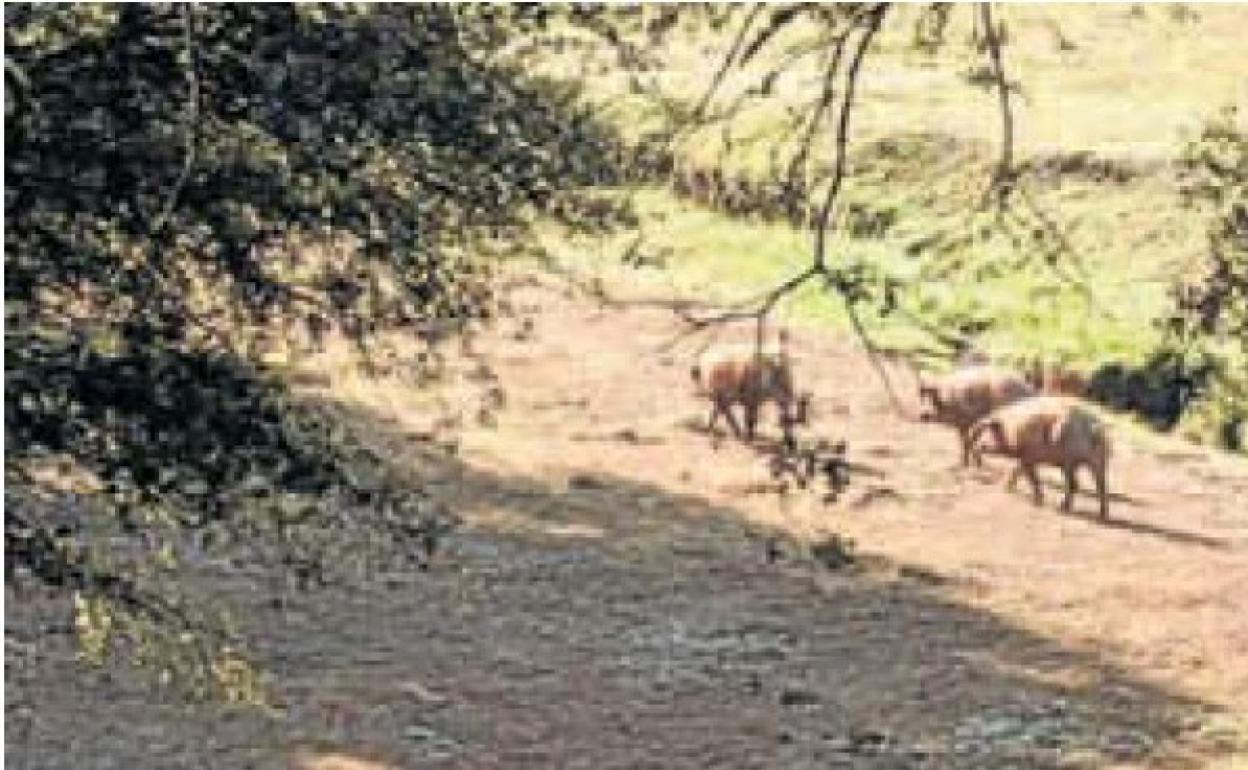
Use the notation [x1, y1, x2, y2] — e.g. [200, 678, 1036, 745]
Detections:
[6, 276, 1248, 770]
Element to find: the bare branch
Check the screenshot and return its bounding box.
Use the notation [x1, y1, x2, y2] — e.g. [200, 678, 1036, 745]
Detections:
[784, 32, 849, 190]
[739, 6, 802, 66]
[1008, 187, 1113, 318]
[689, 5, 765, 126]
[979, 3, 1016, 208]
[812, 3, 888, 270]
[659, 4, 913, 417]
[839, 289, 913, 416]
[675, 265, 820, 332]
[804, 4, 914, 416]
[782, 4, 883, 192]
[698, 37, 831, 137]
[667, 6, 893, 358]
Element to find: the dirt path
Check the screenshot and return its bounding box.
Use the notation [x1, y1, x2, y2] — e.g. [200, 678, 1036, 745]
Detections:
[7, 276, 1248, 770]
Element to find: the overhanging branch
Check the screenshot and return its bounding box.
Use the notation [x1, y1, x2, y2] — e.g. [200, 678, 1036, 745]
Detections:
[689, 5, 765, 127]
[812, 3, 888, 269]
[979, 3, 1016, 209]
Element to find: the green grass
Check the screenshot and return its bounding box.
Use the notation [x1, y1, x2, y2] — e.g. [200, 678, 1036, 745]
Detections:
[540, 183, 1177, 374]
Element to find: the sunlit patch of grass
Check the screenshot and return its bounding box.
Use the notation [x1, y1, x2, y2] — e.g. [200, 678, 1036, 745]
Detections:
[538, 184, 1176, 374]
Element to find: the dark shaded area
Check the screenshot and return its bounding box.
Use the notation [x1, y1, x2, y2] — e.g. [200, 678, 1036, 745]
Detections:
[984, 469, 1231, 550]
[1085, 349, 1206, 430]
[1067, 510, 1232, 551]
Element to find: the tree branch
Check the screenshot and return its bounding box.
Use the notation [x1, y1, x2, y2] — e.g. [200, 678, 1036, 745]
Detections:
[659, 5, 912, 417]
[979, 3, 1016, 209]
[689, 5, 765, 127]
[812, 3, 888, 270]
[838, 285, 913, 416]
[784, 31, 849, 192]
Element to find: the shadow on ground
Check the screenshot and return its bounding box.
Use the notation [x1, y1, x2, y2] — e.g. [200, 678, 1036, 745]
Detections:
[970, 469, 1232, 551]
[5, 395, 1241, 770]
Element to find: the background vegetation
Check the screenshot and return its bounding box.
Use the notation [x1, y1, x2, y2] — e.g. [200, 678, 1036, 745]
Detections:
[528, 4, 1246, 446]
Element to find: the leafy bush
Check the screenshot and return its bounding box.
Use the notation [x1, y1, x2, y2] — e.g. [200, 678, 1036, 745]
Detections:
[1166, 108, 1248, 451]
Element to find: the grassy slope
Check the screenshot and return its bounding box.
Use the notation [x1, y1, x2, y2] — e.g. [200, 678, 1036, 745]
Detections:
[542, 183, 1180, 368]
[525, 5, 1247, 379]
[556, 5, 1247, 160]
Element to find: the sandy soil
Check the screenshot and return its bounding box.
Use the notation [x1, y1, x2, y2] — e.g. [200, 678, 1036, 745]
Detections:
[6, 276, 1247, 770]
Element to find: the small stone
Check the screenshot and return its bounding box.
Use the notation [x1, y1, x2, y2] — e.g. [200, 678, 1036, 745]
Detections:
[907, 741, 941, 758]
[778, 687, 821, 707]
[850, 728, 889, 751]
[399, 680, 447, 706]
[568, 473, 605, 490]
[404, 725, 440, 742]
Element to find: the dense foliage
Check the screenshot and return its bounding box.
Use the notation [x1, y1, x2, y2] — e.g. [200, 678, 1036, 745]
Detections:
[4, 4, 630, 697]
[1168, 109, 1248, 450]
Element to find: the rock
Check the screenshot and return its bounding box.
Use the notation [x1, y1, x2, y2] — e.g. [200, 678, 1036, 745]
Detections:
[745, 673, 762, 695]
[779, 687, 821, 707]
[810, 535, 856, 570]
[849, 728, 890, 751]
[906, 741, 942, 758]
[568, 473, 605, 490]
[398, 680, 447, 706]
[404, 725, 441, 742]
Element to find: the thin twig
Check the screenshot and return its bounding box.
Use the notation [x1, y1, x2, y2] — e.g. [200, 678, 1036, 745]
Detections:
[839, 290, 913, 416]
[978, 3, 1015, 209]
[1011, 186, 1114, 319]
[689, 5, 766, 126]
[677, 265, 820, 331]
[812, 3, 888, 270]
[808, 5, 913, 416]
[783, 5, 880, 190]
[785, 32, 849, 191]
